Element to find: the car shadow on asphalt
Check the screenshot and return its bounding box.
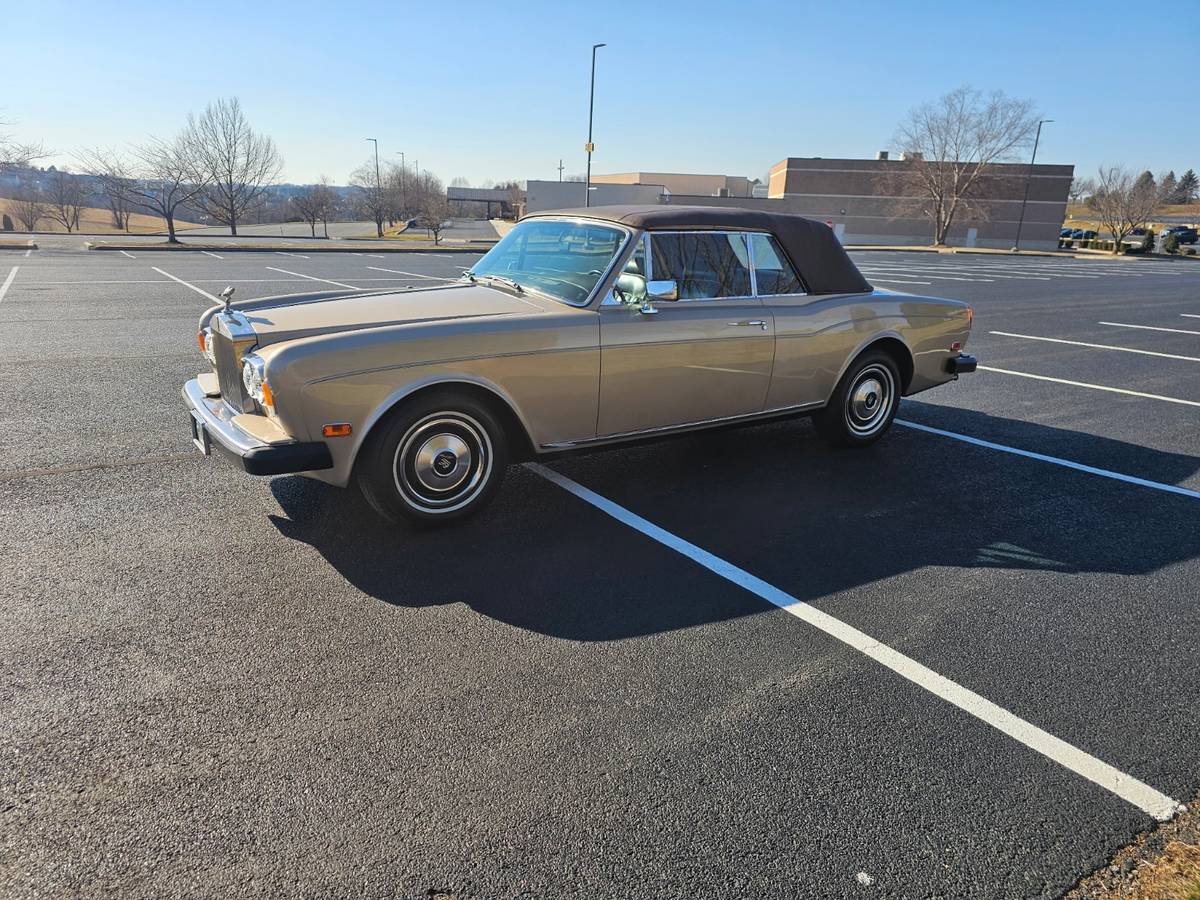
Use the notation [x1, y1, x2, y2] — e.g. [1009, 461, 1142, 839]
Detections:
[268, 401, 1200, 640]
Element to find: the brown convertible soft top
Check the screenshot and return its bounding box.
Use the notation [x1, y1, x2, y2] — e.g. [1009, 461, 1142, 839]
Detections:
[523, 204, 872, 296]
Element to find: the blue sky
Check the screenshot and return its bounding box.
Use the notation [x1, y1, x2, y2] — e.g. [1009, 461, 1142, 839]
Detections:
[6, 0, 1195, 186]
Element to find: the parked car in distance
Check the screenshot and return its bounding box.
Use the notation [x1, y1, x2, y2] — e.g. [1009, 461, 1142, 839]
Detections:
[184, 206, 975, 526]
[1165, 225, 1198, 245]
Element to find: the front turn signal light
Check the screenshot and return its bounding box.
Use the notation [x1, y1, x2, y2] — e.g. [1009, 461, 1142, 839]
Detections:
[260, 382, 274, 409]
[322, 423, 352, 438]
[197, 331, 206, 351]
[966, 305, 974, 326]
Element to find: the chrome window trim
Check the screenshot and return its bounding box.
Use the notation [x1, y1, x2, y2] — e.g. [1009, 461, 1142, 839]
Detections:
[485, 216, 633, 309]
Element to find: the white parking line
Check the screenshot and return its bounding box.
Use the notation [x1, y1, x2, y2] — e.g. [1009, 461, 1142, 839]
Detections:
[151, 266, 220, 303]
[23, 248, 31, 258]
[366, 265, 450, 280]
[119, 250, 135, 259]
[528, 461, 1182, 821]
[859, 269, 994, 283]
[276, 251, 310, 259]
[871, 278, 934, 286]
[895, 419, 1200, 501]
[989, 331, 1200, 363]
[0, 266, 19, 302]
[264, 266, 359, 290]
[1100, 321, 1200, 337]
[202, 251, 224, 260]
[977, 366, 1200, 407]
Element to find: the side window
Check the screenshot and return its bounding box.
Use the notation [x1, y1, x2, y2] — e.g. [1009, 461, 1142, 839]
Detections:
[748, 233, 804, 296]
[649, 232, 751, 300]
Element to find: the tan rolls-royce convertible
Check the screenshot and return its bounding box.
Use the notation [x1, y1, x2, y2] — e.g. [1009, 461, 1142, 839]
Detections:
[184, 206, 975, 525]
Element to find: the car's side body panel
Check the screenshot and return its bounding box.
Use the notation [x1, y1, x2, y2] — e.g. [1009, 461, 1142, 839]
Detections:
[763, 291, 970, 408]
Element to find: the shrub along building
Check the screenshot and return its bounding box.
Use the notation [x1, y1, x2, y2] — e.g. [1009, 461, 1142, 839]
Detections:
[522, 154, 1072, 251]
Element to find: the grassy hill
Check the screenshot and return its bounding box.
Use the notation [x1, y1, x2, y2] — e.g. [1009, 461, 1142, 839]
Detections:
[0, 197, 202, 235]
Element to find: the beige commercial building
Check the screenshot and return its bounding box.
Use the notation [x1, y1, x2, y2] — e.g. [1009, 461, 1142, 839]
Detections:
[590, 171, 755, 198]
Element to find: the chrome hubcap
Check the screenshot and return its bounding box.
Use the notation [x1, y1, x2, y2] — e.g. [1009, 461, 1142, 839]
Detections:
[845, 365, 895, 436]
[414, 434, 471, 493]
[394, 413, 492, 513]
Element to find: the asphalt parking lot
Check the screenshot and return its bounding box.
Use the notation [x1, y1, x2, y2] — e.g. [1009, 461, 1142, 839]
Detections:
[2, 244, 1199, 898]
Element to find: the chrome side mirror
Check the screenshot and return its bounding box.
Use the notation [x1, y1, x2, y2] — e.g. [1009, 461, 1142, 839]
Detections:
[646, 279, 679, 301]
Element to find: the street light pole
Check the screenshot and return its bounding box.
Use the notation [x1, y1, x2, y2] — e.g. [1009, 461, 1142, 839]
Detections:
[395, 151, 406, 217]
[367, 137, 381, 192]
[584, 42, 606, 208]
[1013, 118, 1053, 252]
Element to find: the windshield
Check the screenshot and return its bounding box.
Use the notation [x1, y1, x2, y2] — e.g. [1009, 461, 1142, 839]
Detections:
[467, 219, 627, 305]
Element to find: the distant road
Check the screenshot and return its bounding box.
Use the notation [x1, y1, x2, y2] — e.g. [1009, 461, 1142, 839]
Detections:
[185, 218, 503, 240]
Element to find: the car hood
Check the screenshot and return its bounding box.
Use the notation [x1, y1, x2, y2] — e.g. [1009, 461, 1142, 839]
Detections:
[240, 283, 552, 345]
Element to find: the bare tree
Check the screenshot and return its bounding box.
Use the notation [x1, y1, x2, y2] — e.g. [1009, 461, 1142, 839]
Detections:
[186, 97, 282, 236]
[44, 169, 87, 233]
[417, 194, 452, 244]
[0, 123, 44, 174]
[350, 159, 388, 236]
[104, 184, 131, 231]
[1086, 165, 1166, 254]
[293, 176, 335, 238]
[10, 188, 46, 232]
[1068, 177, 1094, 205]
[891, 87, 1040, 245]
[79, 134, 209, 243]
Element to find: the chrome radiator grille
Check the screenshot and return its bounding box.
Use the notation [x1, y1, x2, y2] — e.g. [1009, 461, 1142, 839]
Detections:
[211, 315, 255, 413]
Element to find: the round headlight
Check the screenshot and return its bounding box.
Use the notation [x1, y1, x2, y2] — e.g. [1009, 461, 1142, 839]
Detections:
[202, 329, 216, 365]
[242, 354, 267, 403]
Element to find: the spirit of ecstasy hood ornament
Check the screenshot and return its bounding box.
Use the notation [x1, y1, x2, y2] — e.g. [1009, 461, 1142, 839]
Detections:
[220, 285, 235, 313]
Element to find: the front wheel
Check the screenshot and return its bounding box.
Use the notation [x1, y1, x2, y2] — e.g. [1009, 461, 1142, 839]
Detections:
[815, 351, 901, 448]
[355, 393, 509, 526]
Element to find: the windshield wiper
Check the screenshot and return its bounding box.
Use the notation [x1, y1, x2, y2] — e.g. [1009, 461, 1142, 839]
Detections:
[477, 273, 524, 293]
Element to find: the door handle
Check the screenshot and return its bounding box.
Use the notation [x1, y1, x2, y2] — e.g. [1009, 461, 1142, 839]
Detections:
[728, 320, 768, 330]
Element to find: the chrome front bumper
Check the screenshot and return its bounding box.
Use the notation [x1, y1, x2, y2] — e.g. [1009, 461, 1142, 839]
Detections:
[182, 378, 332, 476]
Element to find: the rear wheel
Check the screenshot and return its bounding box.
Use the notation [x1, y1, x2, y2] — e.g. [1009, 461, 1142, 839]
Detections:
[355, 392, 509, 526]
[815, 350, 901, 448]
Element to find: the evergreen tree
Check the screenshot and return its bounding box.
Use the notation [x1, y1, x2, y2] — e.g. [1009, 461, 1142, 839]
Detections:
[1177, 169, 1198, 204]
[1133, 170, 1156, 193]
[1161, 171, 1178, 204]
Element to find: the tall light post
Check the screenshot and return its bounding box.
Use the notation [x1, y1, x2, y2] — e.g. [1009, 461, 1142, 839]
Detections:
[1013, 118, 1053, 251]
[366, 138, 381, 192]
[584, 42, 606, 208]
[395, 151, 406, 217]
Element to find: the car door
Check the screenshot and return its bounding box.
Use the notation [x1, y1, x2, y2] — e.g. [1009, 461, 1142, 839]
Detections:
[597, 231, 775, 437]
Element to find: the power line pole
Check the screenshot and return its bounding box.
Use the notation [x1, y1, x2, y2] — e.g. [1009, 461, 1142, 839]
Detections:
[1013, 119, 1053, 252]
[558, 159, 564, 182]
[584, 42, 606, 208]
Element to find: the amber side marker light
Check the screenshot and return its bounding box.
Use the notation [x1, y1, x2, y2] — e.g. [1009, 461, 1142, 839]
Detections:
[322, 423, 352, 438]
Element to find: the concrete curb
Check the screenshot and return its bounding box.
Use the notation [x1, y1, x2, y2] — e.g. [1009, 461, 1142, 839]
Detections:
[85, 242, 490, 254]
[846, 245, 1066, 259]
[0, 240, 36, 251]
